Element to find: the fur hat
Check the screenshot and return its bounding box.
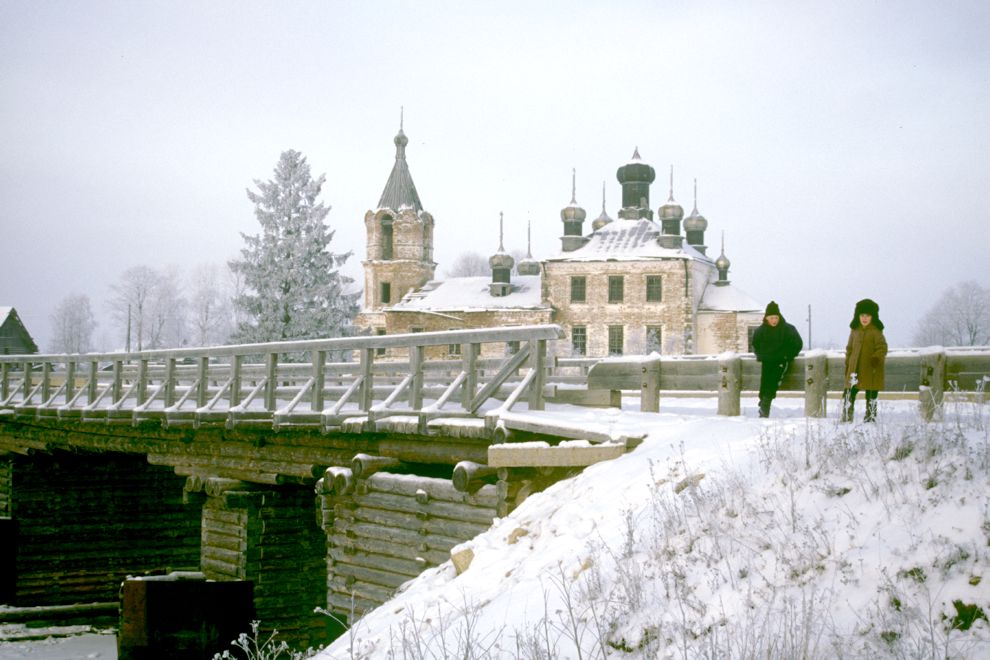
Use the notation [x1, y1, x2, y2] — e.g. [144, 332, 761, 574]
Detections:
[764, 300, 781, 317]
[850, 298, 884, 330]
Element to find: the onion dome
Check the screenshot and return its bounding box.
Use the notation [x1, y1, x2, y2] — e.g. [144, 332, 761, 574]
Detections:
[658, 165, 684, 235]
[715, 232, 731, 285]
[560, 168, 586, 224]
[683, 178, 709, 254]
[616, 147, 655, 220]
[517, 219, 541, 275]
[489, 213, 514, 296]
[489, 212, 514, 271]
[591, 181, 613, 231]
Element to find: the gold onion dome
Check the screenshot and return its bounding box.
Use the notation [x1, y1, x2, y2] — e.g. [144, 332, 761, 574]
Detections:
[658, 165, 683, 223]
[683, 179, 708, 233]
[560, 169, 586, 222]
[591, 181, 613, 231]
[489, 212, 515, 270]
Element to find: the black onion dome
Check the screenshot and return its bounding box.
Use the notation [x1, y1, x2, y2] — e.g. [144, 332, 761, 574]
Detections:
[616, 147, 656, 186]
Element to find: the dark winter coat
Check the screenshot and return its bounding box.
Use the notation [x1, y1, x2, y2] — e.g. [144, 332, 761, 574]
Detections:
[752, 317, 803, 399]
[752, 318, 803, 366]
[845, 322, 887, 391]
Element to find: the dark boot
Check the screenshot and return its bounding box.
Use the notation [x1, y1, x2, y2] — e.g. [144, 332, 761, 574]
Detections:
[841, 390, 855, 423]
[758, 397, 771, 418]
[865, 396, 878, 422]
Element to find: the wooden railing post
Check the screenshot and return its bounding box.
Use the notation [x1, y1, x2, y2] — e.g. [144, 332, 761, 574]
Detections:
[1, 362, 9, 402]
[41, 361, 52, 403]
[264, 353, 278, 412]
[136, 358, 148, 406]
[718, 354, 741, 416]
[88, 360, 99, 404]
[461, 343, 479, 410]
[311, 350, 326, 412]
[804, 353, 827, 418]
[359, 347, 374, 412]
[65, 360, 76, 404]
[22, 361, 32, 400]
[919, 349, 946, 422]
[164, 357, 176, 408]
[197, 356, 209, 408]
[528, 339, 547, 411]
[112, 359, 123, 404]
[409, 345, 424, 410]
[230, 355, 242, 409]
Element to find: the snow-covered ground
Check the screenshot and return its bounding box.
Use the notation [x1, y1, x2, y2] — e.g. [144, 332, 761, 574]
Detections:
[317, 394, 990, 659]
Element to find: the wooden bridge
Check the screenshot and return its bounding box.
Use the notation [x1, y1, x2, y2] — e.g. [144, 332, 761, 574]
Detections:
[2, 325, 988, 654]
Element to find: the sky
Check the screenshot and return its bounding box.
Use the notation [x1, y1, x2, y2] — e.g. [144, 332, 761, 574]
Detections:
[1, 0, 988, 351]
[314, 395, 990, 658]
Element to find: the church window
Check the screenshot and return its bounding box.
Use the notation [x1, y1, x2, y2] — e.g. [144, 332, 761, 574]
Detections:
[608, 325, 624, 356]
[570, 276, 586, 303]
[646, 276, 662, 302]
[448, 328, 462, 356]
[608, 276, 624, 303]
[747, 326, 759, 352]
[571, 326, 587, 356]
[380, 282, 391, 305]
[381, 216, 394, 260]
[507, 340, 520, 355]
[646, 326, 662, 353]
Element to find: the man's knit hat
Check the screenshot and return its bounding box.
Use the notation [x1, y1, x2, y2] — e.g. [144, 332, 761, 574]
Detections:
[764, 301, 781, 317]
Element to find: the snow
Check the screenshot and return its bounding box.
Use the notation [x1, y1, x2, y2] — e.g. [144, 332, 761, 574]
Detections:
[390, 276, 545, 312]
[316, 396, 990, 658]
[698, 281, 763, 313]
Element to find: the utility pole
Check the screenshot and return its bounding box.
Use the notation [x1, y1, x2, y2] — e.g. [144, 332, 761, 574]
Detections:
[126, 304, 132, 353]
[806, 304, 812, 349]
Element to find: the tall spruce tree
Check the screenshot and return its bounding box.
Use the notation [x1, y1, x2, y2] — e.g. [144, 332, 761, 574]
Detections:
[230, 150, 359, 344]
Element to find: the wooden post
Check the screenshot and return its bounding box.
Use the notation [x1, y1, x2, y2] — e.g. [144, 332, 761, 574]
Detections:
[408, 345, 424, 410]
[351, 453, 402, 479]
[311, 350, 326, 412]
[264, 352, 278, 412]
[230, 355, 243, 408]
[64, 360, 76, 403]
[136, 358, 148, 406]
[41, 361, 52, 403]
[803, 353, 827, 418]
[461, 343, 479, 411]
[164, 357, 176, 408]
[640, 356, 661, 413]
[359, 347, 374, 412]
[718, 354, 741, 416]
[88, 360, 99, 404]
[112, 359, 123, 404]
[919, 349, 946, 422]
[1, 362, 9, 402]
[528, 339, 547, 411]
[22, 361, 32, 400]
[453, 461, 499, 493]
[197, 356, 209, 408]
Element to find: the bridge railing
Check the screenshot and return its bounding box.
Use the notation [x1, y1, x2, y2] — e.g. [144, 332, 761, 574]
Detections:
[583, 347, 990, 420]
[0, 324, 565, 432]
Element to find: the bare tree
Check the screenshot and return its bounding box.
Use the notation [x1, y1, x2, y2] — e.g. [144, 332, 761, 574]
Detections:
[48, 294, 97, 353]
[444, 252, 490, 277]
[146, 266, 187, 349]
[913, 280, 990, 346]
[108, 265, 160, 351]
[189, 263, 232, 346]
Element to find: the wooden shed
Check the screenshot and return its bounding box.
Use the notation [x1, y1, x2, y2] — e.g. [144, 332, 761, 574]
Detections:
[0, 307, 38, 355]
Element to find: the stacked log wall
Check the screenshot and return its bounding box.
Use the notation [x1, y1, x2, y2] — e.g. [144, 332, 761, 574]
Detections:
[318, 471, 497, 618]
[0, 454, 11, 516]
[198, 482, 332, 651]
[11, 451, 200, 606]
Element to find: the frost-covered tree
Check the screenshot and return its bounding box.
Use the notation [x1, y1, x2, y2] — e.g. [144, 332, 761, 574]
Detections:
[146, 266, 187, 349]
[108, 265, 160, 351]
[229, 150, 359, 344]
[445, 252, 490, 277]
[913, 280, 990, 347]
[49, 293, 97, 353]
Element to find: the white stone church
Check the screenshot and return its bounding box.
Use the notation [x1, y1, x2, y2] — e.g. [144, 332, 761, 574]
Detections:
[354, 123, 764, 359]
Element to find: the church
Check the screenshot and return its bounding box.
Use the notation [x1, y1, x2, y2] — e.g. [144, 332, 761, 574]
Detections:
[354, 123, 764, 359]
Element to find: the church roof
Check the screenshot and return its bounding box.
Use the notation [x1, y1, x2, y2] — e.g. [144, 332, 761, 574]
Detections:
[377, 127, 423, 213]
[545, 218, 708, 262]
[698, 282, 762, 313]
[390, 276, 546, 313]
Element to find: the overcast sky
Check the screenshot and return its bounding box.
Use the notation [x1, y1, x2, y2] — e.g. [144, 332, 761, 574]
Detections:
[2, 0, 987, 351]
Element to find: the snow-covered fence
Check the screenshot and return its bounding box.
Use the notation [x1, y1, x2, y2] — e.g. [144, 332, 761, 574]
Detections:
[0, 325, 564, 431]
[584, 347, 990, 420]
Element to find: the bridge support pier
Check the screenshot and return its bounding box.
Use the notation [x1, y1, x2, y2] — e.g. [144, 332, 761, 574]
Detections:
[185, 477, 337, 651]
[0, 450, 200, 607]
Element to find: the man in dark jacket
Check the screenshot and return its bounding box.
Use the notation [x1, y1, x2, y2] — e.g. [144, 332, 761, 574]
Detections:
[752, 301, 803, 418]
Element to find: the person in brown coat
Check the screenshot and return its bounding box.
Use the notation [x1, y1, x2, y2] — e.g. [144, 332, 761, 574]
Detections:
[842, 298, 888, 422]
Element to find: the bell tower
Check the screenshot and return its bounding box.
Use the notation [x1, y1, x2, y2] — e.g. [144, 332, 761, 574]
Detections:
[358, 114, 436, 330]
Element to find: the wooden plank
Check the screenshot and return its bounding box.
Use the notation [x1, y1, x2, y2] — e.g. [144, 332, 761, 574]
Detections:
[488, 442, 626, 468]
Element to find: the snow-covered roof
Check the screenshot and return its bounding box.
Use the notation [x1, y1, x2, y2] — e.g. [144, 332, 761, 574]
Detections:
[545, 218, 710, 262]
[698, 281, 763, 313]
[389, 275, 547, 312]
